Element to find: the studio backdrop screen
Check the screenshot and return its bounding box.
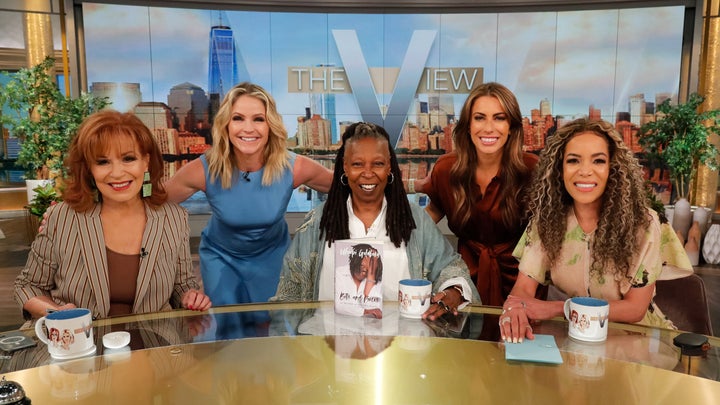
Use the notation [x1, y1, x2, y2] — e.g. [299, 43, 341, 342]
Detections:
[82, 4, 685, 211]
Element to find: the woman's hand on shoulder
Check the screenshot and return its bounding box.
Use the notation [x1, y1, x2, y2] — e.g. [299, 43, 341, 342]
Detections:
[36, 201, 58, 233]
[181, 289, 212, 311]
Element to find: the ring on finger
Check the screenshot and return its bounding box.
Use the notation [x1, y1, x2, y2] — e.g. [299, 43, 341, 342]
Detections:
[500, 316, 511, 325]
[437, 300, 450, 312]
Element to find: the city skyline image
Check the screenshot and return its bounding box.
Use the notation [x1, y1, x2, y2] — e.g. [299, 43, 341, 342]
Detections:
[82, 4, 684, 135]
[80, 4, 685, 209]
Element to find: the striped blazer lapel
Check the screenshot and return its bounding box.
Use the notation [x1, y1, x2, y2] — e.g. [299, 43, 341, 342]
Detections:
[133, 203, 164, 312]
[78, 204, 110, 317]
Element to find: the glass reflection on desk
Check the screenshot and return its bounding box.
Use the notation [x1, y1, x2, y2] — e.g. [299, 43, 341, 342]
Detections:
[1, 302, 720, 404]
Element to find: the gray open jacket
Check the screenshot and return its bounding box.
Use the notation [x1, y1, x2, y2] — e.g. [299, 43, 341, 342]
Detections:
[272, 202, 481, 304]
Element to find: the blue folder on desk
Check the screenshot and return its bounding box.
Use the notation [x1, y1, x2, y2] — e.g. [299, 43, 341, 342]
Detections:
[504, 334, 563, 364]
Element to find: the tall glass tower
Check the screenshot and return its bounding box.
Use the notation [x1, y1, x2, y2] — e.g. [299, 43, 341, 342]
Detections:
[208, 24, 238, 100]
[207, 11, 250, 123]
[309, 64, 338, 143]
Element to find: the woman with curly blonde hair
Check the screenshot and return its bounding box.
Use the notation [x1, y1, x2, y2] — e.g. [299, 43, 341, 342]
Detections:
[165, 82, 332, 305]
[498, 118, 691, 343]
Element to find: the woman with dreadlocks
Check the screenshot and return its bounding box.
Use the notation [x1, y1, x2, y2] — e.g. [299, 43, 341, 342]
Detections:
[273, 122, 479, 319]
[498, 119, 692, 344]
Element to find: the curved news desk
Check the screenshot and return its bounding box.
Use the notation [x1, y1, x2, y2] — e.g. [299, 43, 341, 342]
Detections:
[1, 302, 719, 403]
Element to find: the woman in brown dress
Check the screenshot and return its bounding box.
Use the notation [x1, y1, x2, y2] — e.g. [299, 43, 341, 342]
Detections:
[419, 82, 542, 306]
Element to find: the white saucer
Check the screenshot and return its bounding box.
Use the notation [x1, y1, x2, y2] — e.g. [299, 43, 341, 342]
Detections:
[50, 344, 97, 361]
[103, 331, 131, 349]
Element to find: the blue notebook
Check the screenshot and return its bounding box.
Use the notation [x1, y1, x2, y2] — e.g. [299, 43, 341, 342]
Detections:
[504, 334, 563, 364]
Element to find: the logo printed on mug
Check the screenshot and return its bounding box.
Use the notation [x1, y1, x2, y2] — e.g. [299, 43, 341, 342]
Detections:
[563, 297, 610, 343]
[35, 308, 96, 360]
[398, 279, 432, 319]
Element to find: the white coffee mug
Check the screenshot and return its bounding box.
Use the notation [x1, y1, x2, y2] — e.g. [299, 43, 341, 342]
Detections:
[35, 308, 96, 360]
[398, 279, 432, 318]
[563, 297, 610, 342]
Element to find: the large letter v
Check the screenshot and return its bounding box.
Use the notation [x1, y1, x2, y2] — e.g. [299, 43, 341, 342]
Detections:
[332, 30, 436, 147]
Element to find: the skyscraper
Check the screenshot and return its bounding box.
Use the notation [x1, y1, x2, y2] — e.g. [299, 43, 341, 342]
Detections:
[167, 82, 209, 131]
[208, 25, 238, 100]
[309, 64, 338, 143]
[629, 94, 646, 126]
[207, 12, 250, 101]
[540, 98, 551, 117]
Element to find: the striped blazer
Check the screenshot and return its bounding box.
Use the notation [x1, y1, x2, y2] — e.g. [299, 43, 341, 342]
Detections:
[14, 201, 200, 320]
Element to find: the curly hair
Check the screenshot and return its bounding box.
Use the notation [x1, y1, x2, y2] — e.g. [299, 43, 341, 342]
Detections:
[319, 122, 416, 247]
[450, 82, 533, 229]
[206, 82, 290, 188]
[527, 118, 651, 278]
[63, 110, 166, 212]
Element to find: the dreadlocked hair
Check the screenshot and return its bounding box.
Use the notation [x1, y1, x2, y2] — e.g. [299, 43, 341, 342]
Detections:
[527, 118, 651, 279]
[319, 122, 416, 248]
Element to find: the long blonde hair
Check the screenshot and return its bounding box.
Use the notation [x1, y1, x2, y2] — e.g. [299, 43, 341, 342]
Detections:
[206, 82, 290, 188]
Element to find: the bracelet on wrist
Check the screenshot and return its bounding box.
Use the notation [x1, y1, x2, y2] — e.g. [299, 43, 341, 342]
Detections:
[443, 285, 466, 302]
[446, 285, 466, 301]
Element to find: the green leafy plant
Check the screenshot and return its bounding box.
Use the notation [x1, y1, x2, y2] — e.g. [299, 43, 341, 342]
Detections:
[638, 93, 720, 201]
[645, 181, 668, 224]
[26, 182, 61, 218]
[0, 56, 109, 180]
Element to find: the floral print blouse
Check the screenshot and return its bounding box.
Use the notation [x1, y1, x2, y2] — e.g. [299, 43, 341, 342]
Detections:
[513, 208, 693, 329]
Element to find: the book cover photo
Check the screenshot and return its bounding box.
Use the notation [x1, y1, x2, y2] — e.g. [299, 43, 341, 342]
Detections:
[334, 240, 384, 317]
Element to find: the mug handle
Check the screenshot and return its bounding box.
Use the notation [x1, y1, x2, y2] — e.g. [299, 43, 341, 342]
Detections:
[35, 316, 49, 344]
[563, 298, 572, 321]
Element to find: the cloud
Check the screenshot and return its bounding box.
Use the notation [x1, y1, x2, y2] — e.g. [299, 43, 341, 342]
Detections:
[82, 3, 685, 123]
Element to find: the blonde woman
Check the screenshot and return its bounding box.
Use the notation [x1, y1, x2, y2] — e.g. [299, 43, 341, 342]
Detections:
[165, 82, 332, 305]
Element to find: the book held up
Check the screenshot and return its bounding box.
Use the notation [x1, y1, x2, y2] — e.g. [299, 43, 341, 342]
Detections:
[334, 239, 384, 317]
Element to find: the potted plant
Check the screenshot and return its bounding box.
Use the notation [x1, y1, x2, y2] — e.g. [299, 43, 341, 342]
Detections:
[24, 182, 62, 238]
[638, 92, 720, 236]
[0, 56, 108, 206]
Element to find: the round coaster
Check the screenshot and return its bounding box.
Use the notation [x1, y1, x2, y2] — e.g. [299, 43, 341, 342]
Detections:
[102, 331, 131, 349]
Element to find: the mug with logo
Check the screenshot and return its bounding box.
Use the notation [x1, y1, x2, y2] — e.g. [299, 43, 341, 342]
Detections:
[563, 297, 610, 342]
[35, 308, 96, 360]
[398, 279, 432, 318]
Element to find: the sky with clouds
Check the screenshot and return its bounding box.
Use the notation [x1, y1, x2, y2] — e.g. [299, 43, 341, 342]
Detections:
[80, 4, 685, 134]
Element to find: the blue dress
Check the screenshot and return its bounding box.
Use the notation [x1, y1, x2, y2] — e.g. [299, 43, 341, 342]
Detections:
[199, 153, 295, 306]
